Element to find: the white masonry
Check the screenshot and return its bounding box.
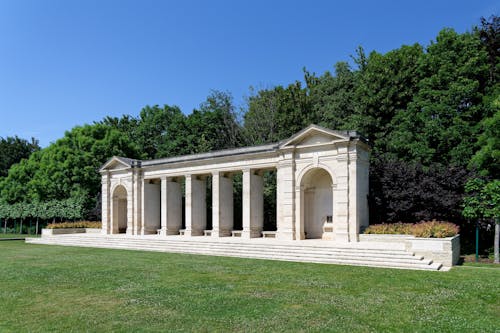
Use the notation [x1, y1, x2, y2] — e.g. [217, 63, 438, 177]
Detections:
[99, 124, 370, 242]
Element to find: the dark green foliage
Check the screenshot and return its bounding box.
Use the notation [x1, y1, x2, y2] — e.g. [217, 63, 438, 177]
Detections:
[306, 62, 357, 131]
[0, 197, 86, 222]
[0, 123, 142, 204]
[165, 90, 244, 155]
[369, 154, 473, 225]
[352, 44, 424, 155]
[0, 136, 40, 178]
[469, 107, 500, 177]
[387, 29, 491, 166]
[479, 15, 500, 84]
[243, 82, 312, 144]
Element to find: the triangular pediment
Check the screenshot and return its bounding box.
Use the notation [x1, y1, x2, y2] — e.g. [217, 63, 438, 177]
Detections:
[99, 156, 136, 172]
[279, 125, 349, 148]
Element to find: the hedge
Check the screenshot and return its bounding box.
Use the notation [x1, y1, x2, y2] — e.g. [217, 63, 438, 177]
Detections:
[364, 220, 459, 238]
[46, 221, 102, 229]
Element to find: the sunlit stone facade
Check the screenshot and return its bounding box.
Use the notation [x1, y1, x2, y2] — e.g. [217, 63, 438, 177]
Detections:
[100, 125, 370, 242]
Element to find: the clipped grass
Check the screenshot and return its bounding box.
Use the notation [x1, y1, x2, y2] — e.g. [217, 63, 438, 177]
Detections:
[0, 241, 499, 332]
[0, 233, 39, 239]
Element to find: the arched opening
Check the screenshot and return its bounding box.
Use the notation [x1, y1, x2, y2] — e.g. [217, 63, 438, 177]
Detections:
[301, 168, 333, 239]
[112, 185, 128, 234]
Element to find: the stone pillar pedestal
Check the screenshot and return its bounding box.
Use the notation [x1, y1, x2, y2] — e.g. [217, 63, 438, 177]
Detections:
[276, 157, 295, 240]
[212, 172, 233, 237]
[242, 169, 263, 238]
[160, 177, 182, 236]
[184, 175, 206, 236]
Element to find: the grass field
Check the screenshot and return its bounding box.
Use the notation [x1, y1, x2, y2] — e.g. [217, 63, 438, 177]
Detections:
[0, 241, 498, 332]
[0, 233, 40, 239]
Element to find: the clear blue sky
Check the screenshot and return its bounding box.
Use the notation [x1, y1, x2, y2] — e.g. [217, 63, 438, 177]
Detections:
[0, 0, 498, 147]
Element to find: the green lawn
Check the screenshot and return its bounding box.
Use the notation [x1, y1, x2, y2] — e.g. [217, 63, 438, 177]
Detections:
[0, 241, 498, 332]
[0, 233, 39, 239]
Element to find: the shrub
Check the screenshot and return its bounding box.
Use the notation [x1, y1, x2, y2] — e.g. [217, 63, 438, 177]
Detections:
[46, 221, 102, 229]
[364, 220, 459, 238]
[364, 222, 413, 235]
[412, 220, 459, 238]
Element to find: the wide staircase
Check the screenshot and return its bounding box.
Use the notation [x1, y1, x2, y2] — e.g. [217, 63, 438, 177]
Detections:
[26, 234, 445, 271]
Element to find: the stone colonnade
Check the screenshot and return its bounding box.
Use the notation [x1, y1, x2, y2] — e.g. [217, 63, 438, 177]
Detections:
[100, 125, 370, 242]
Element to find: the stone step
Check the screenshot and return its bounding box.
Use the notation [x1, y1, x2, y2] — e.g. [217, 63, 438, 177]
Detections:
[32, 239, 430, 265]
[34, 235, 411, 255]
[30, 236, 417, 259]
[26, 237, 442, 270]
[27, 238, 442, 271]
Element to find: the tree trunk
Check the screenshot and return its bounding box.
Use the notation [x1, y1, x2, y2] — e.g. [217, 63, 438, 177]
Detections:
[4, 218, 7, 234]
[36, 217, 39, 235]
[20, 219, 23, 234]
[495, 218, 499, 264]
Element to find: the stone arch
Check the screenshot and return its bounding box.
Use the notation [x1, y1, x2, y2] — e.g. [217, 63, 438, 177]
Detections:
[297, 163, 336, 188]
[112, 185, 128, 234]
[300, 167, 333, 239]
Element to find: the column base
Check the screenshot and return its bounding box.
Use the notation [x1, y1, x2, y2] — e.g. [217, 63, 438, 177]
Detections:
[241, 229, 263, 238]
[277, 230, 296, 240]
[335, 231, 350, 242]
[166, 228, 181, 235]
[184, 229, 204, 236]
[211, 229, 232, 237]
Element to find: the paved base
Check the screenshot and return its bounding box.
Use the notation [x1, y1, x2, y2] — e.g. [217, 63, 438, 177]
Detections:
[26, 234, 446, 271]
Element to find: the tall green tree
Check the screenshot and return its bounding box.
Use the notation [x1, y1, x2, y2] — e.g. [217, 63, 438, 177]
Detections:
[133, 105, 183, 159]
[463, 178, 500, 263]
[479, 15, 499, 84]
[158, 90, 243, 156]
[352, 44, 424, 155]
[388, 29, 490, 166]
[0, 123, 141, 208]
[306, 62, 358, 131]
[244, 82, 311, 144]
[0, 136, 40, 178]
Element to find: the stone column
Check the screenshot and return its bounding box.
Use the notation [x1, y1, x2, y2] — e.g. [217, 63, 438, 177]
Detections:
[166, 178, 182, 234]
[160, 177, 168, 236]
[276, 152, 296, 240]
[334, 143, 350, 242]
[212, 171, 233, 237]
[160, 177, 182, 236]
[141, 180, 161, 235]
[185, 175, 206, 236]
[101, 172, 110, 234]
[348, 141, 370, 242]
[131, 168, 142, 235]
[242, 169, 263, 238]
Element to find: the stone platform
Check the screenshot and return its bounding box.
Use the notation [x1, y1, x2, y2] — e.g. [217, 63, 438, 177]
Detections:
[26, 234, 448, 271]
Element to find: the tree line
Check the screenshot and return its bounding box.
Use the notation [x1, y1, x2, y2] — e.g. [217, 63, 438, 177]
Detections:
[0, 16, 498, 254]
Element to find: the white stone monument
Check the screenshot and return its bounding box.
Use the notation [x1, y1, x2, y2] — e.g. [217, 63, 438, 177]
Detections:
[99, 124, 370, 242]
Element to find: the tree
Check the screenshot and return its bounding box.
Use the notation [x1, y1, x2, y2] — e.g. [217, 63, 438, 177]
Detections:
[244, 82, 312, 144]
[0, 136, 40, 178]
[387, 29, 490, 167]
[369, 154, 472, 225]
[306, 62, 358, 131]
[353, 44, 424, 155]
[133, 105, 183, 159]
[0, 123, 142, 210]
[463, 178, 500, 263]
[469, 106, 500, 177]
[158, 91, 244, 156]
[478, 15, 499, 84]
